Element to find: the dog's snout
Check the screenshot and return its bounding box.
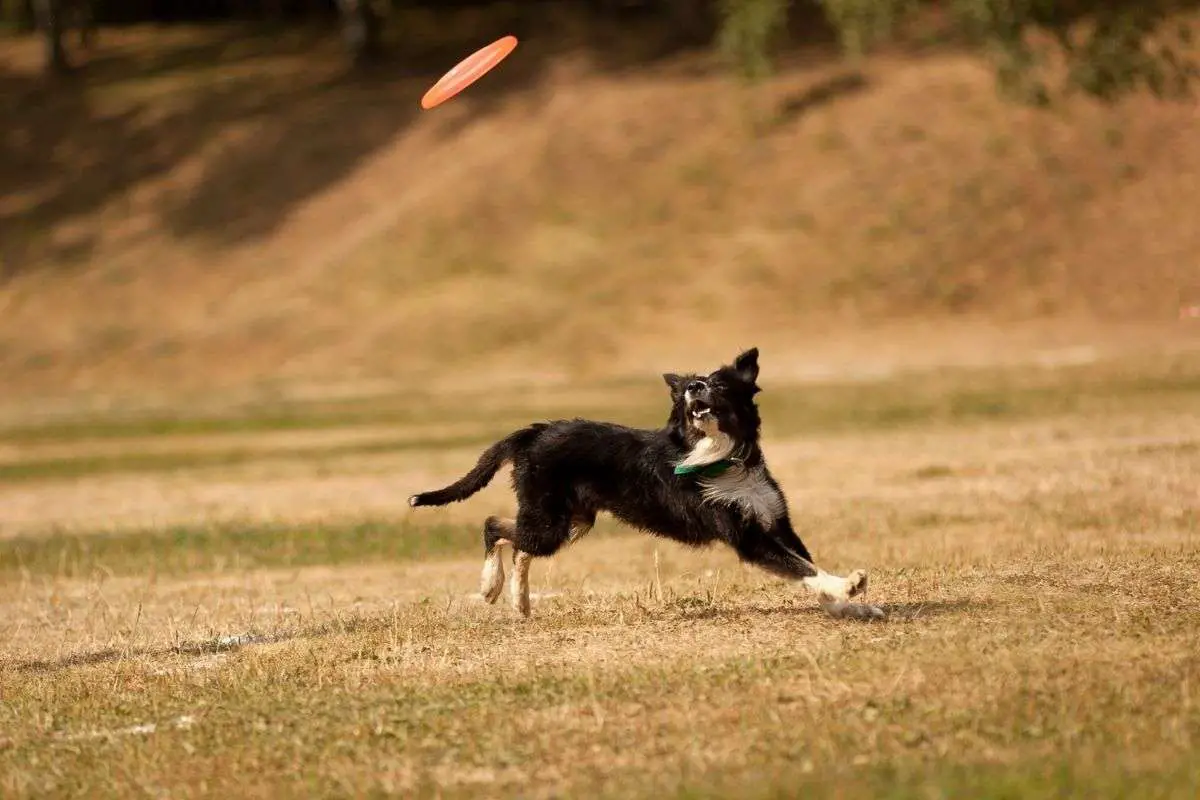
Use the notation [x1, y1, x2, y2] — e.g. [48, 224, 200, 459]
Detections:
[686, 380, 706, 394]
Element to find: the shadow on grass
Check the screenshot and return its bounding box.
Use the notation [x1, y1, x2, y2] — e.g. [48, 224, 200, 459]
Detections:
[671, 597, 993, 622]
[1, 25, 361, 278]
[10, 609, 387, 674]
[0, 3, 850, 280]
[776, 70, 869, 125]
[873, 599, 994, 620]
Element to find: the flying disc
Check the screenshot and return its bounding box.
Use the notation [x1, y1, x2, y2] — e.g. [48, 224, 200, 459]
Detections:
[421, 35, 518, 110]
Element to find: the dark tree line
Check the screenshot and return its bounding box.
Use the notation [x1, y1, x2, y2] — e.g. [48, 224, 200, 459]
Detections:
[6, 0, 1198, 103]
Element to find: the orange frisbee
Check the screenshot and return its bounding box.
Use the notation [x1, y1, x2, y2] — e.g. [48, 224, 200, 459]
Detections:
[421, 35, 518, 110]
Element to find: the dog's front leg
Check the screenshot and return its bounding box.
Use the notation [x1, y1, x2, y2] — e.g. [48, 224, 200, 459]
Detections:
[792, 566, 880, 619]
[738, 523, 884, 619]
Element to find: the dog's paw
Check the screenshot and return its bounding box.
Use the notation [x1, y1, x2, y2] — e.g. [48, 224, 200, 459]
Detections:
[846, 569, 869, 599]
[511, 593, 531, 618]
[803, 571, 862, 604]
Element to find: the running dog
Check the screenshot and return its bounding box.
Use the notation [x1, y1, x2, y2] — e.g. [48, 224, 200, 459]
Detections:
[408, 348, 882, 619]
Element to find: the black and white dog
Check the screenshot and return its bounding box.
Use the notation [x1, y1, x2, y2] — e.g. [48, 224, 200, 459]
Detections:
[409, 348, 882, 619]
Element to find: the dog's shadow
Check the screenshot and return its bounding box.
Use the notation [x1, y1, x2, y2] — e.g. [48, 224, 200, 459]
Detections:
[674, 598, 990, 622]
[871, 599, 991, 620]
[775, 71, 870, 125]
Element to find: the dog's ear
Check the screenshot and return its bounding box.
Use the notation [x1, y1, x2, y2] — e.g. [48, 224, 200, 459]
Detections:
[662, 373, 684, 395]
[733, 348, 759, 384]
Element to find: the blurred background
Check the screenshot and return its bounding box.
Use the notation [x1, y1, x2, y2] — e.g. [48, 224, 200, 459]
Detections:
[4, 9, 1200, 793]
[1, 0, 1197, 418]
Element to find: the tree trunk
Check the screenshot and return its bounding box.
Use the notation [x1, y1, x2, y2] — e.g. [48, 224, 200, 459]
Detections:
[664, 0, 713, 43]
[31, 0, 70, 74]
[75, 0, 96, 48]
[3, 0, 36, 32]
[262, 0, 285, 23]
[335, 0, 383, 66]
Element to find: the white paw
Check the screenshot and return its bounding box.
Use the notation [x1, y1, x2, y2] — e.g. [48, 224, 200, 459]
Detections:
[510, 589, 531, 618]
[804, 571, 864, 603]
[846, 569, 869, 598]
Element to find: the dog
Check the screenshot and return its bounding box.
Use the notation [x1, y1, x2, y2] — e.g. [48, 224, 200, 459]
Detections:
[408, 348, 883, 619]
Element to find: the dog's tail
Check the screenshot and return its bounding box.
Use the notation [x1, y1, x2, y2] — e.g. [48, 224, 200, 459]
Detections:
[407, 424, 546, 508]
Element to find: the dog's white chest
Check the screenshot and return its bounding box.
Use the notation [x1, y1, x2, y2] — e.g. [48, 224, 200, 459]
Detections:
[698, 466, 785, 527]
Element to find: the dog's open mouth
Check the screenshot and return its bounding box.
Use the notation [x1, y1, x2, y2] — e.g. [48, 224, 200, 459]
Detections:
[689, 400, 712, 420]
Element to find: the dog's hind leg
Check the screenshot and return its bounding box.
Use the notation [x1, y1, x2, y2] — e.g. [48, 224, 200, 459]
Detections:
[509, 549, 533, 618]
[481, 516, 514, 604]
[504, 506, 574, 618]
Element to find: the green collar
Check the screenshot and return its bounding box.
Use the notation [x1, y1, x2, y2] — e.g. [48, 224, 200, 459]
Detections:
[674, 459, 735, 478]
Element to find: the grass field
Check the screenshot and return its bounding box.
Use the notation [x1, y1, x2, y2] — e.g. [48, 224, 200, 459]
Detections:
[2, 352, 1198, 798]
[5, 11, 1199, 797]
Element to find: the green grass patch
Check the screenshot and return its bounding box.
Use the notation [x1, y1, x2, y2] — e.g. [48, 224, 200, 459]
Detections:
[0, 402, 513, 445]
[1, 353, 1198, 484]
[0, 381, 658, 445]
[0, 431, 509, 484]
[761, 356, 1200, 435]
[0, 518, 481, 579]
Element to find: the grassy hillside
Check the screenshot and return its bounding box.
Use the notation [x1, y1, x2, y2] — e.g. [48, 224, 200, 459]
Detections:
[1, 20, 1197, 411]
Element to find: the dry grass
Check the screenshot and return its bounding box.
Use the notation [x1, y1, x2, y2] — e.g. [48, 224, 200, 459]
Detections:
[3, 16, 1199, 795]
[2, 351, 1197, 535]
[2, 355, 1198, 798]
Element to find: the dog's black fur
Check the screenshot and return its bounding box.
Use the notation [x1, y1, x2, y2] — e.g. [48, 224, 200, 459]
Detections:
[409, 348, 867, 605]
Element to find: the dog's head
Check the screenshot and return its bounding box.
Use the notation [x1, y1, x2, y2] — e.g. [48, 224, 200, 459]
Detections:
[663, 347, 762, 447]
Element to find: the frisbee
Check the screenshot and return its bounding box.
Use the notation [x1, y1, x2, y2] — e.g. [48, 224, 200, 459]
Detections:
[421, 35, 518, 110]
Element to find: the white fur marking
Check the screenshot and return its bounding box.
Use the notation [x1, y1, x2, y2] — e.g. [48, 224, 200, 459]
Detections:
[698, 464, 785, 527]
[676, 415, 785, 526]
[675, 415, 736, 470]
[802, 571, 855, 601]
[481, 549, 505, 603]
